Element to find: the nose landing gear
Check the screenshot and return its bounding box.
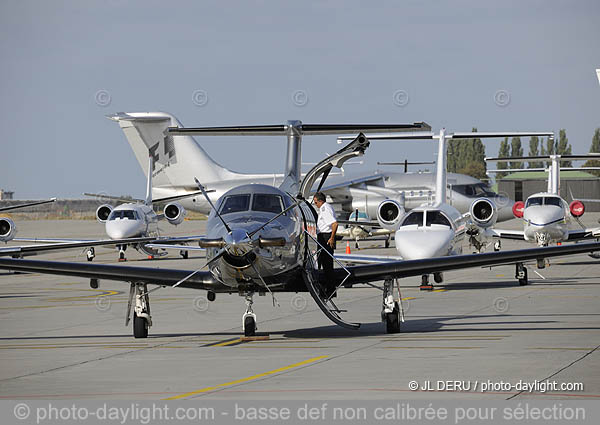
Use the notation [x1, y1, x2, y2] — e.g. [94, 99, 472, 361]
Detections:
[126, 283, 152, 338]
[242, 293, 257, 337]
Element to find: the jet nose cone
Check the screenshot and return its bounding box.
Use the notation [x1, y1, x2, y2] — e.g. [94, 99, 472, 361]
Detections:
[394, 228, 454, 260]
[524, 206, 564, 226]
[106, 220, 141, 239]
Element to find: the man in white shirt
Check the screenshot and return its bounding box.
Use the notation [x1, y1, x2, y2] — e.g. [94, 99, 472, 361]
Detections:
[312, 192, 338, 295]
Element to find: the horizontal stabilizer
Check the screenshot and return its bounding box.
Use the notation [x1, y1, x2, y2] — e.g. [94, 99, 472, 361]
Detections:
[0, 198, 56, 213]
[338, 131, 554, 143]
[168, 122, 431, 137]
[486, 154, 600, 162]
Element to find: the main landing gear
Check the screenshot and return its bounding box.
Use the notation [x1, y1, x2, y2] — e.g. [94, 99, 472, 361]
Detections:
[382, 278, 402, 333]
[126, 283, 152, 338]
[86, 247, 95, 261]
[420, 274, 434, 291]
[242, 292, 257, 337]
[515, 262, 528, 286]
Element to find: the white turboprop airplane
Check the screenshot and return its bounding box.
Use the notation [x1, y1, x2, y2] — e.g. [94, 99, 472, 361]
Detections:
[485, 154, 600, 247]
[0, 198, 56, 242]
[108, 112, 514, 222]
[336, 129, 555, 289]
[13, 158, 205, 262]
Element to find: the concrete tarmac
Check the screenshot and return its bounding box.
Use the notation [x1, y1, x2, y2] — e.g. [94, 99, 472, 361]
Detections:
[0, 216, 599, 400]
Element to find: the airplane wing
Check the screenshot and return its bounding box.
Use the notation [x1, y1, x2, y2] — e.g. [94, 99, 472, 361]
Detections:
[567, 228, 600, 240]
[0, 237, 158, 257]
[0, 241, 598, 288]
[0, 198, 56, 212]
[335, 253, 403, 264]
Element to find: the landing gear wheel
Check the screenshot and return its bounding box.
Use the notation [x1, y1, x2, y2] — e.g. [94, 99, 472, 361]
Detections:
[133, 314, 148, 338]
[243, 316, 256, 337]
[385, 302, 401, 333]
[207, 291, 216, 302]
[494, 240, 501, 252]
[180, 250, 189, 259]
[516, 263, 528, 286]
[86, 247, 95, 262]
[385, 238, 390, 248]
[519, 268, 528, 286]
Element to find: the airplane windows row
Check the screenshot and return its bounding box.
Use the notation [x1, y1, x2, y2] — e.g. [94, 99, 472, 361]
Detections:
[219, 194, 284, 215]
[401, 210, 451, 227]
[526, 196, 561, 208]
[109, 210, 138, 220]
[453, 184, 495, 198]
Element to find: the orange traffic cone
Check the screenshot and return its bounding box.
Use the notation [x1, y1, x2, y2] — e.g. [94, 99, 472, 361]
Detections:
[345, 241, 351, 254]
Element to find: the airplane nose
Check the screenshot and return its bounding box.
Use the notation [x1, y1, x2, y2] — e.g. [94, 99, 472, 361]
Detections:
[394, 229, 454, 260]
[106, 220, 141, 239]
[524, 206, 564, 227]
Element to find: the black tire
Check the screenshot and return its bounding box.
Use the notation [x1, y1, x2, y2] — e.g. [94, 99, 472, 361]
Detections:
[244, 316, 256, 337]
[385, 304, 401, 333]
[181, 251, 189, 259]
[518, 269, 528, 286]
[385, 239, 390, 248]
[133, 314, 148, 338]
[207, 291, 216, 302]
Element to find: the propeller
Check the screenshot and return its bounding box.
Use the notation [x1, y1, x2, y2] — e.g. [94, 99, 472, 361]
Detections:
[194, 178, 231, 233]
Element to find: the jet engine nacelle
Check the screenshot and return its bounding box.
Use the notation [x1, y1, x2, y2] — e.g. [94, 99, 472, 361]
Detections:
[164, 202, 186, 225]
[470, 198, 498, 228]
[376, 199, 406, 232]
[0, 217, 16, 242]
[96, 204, 113, 223]
[569, 200, 585, 218]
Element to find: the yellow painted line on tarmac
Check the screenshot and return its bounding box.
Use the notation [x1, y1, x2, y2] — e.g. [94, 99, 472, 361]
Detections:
[496, 274, 505, 277]
[433, 289, 446, 292]
[164, 355, 328, 400]
[211, 338, 243, 347]
[402, 297, 416, 301]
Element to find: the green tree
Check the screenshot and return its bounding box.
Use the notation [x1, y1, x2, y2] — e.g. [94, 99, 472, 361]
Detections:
[447, 127, 486, 179]
[496, 137, 510, 179]
[556, 129, 572, 167]
[528, 136, 541, 168]
[583, 128, 600, 177]
[510, 136, 524, 169]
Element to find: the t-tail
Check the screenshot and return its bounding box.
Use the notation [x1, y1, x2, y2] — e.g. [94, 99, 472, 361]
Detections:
[107, 112, 243, 192]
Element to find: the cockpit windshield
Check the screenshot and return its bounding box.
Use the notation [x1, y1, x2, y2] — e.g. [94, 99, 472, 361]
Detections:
[526, 197, 543, 207]
[401, 211, 424, 227]
[252, 194, 284, 214]
[526, 197, 561, 207]
[544, 197, 561, 207]
[220, 194, 251, 215]
[425, 211, 451, 227]
[453, 183, 496, 198]
[109, 210, 137, 220]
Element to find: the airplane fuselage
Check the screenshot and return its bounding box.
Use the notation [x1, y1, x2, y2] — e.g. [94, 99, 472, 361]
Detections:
[204, 184, 317, 289]
[105, 203, 159, 239]
[393, 203, 466, 260]
[522, 193, 570, 246]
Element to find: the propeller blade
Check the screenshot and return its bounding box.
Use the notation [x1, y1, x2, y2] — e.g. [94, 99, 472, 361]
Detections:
[194, 178, 231, 233]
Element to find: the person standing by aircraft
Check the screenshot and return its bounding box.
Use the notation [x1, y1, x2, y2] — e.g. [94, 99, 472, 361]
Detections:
[313, 192, 338, 294]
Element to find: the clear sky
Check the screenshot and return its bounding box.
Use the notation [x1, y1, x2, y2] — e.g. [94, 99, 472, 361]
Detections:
[1, 0, 599, 199]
